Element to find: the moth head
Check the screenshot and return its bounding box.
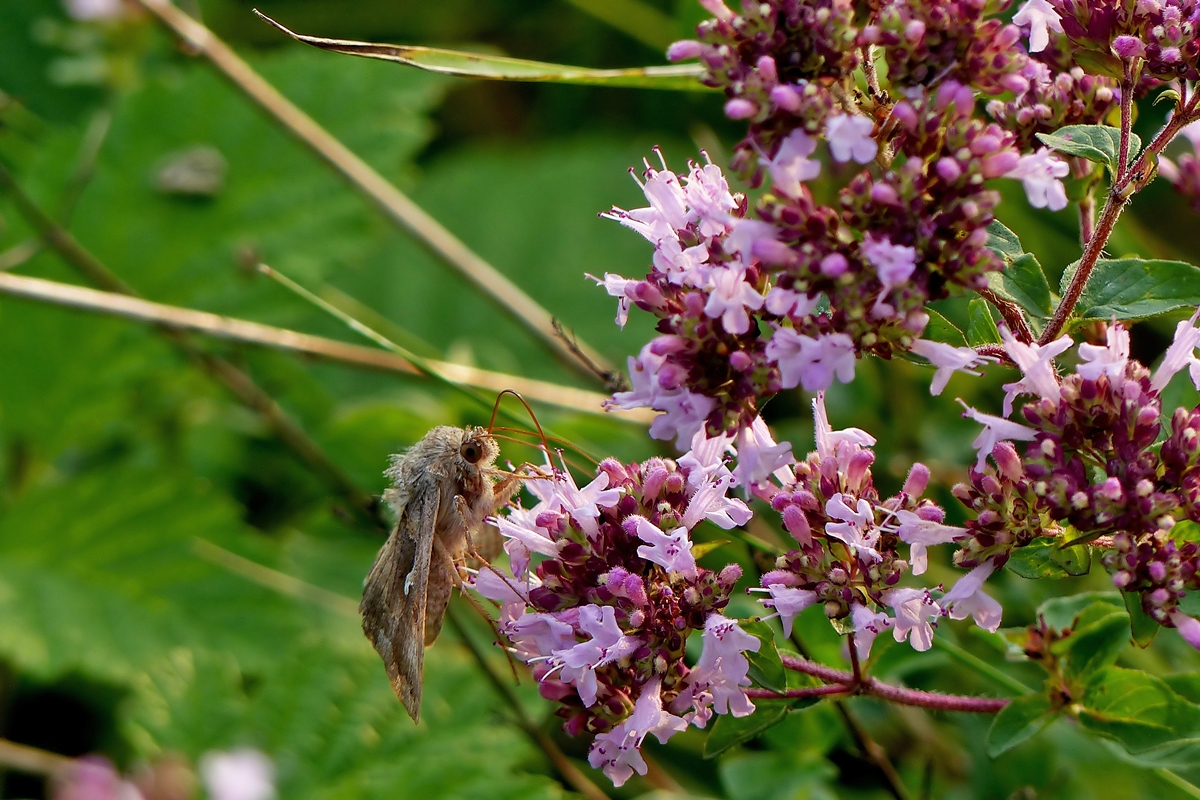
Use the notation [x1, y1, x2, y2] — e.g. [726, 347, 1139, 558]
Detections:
[457, 427, 498, 469]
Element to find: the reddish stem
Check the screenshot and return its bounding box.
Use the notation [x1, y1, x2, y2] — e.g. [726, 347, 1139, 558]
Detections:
[746, 684, 851, 700]
[979, 288, 1035, 343]
[779, 654, 1010, 714]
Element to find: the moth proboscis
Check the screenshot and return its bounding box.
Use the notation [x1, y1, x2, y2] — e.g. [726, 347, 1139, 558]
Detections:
[360, 424, 533, 721]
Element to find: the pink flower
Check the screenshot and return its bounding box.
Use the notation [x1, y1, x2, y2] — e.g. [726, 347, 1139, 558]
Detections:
[608, 345, 664, 411]
[724, 218, 780, 263]
[759, 130, 821, 197]
[653, 238, 711, 286]
[813, 392, 876, 462]
[637, 162, 693, 231]
[882, 588, 941, 651]
[863, 234, 917, 315]
[587, 273, 634, 327]
[826, 114, 878, 164]
[1169, 610, 1200, 650]
[588, 678, 688, 787]
[1000, 326, 1073, 414]
[825, 493, 882, 563]
[504, 611, 577, 662]
[941, 562, 1003, 632]
[471, 564, 533, 607]
[678, 428, 736, 489]
[850, 603, 893, 661]
[958, 401, 1040, 472]
[558, 469, 623, 538]
[1152, 309, 1200, 392]
[649, 388, 717, 449]
[553, 605, 642, 706]
[892, 510, 967, 575]
[765, 328, 857, 392]
[908, 339, 993, 395]
[756, 584, 819, 637]
[1013, 0, 1063, 53]
[629, 515, 698, 577]
[1007, 149, 1069, 211]
[54, 757, 143, 800]
[704, 266, 765, 335]
[682, 475, 753, 530]
[682, 614, 761, 721]
[764, 286, 819, 317]
[494, 514, 560, 559]
[685, 160, 739, 237]
[1077, 323, 1130, 382]
[199, 750, 275, 800]
[732, 416, 795, 489]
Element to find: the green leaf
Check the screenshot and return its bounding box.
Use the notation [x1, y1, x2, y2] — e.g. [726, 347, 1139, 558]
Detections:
[741, 619, 788, 693]
[985, 220, 1025, 263]
[988, 253, 1054, 319]
[1079, 667, 1200, 754]
[1073, 258, 1200, 322]
[1165, 674, 1200, 705]
[1124, 591, 1160, 648]
[967, 298, 1002, 345]
[924, 308, 968, 347]
[257, 12, 710, 91]
[987, 694, 1059, 757]
[1054, 609, 1130, 682]
[1036, 125, 1142, 173]
[704, 702, 791, 758]
[693, 539, 731, 558]
[1037, 592, 1122, 630]
[1007, 539, 1092, 580]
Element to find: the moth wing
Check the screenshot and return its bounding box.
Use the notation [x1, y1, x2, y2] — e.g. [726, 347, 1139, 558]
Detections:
[423, 553, 454, 647]
[361, 475, 438, 721]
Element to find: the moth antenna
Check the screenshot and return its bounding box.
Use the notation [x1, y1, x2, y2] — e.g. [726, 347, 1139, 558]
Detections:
[487, 390, 551, 457]
[489, 426, 599, 465]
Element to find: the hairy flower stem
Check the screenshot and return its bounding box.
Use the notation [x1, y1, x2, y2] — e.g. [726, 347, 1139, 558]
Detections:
[779, 655, 1009, 713]
[1041, 81, 1200, 345]
[980, 288, 1036, 343]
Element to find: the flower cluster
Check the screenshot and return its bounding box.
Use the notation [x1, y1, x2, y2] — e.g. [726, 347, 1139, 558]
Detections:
[1162, 120, 1200, 211]
[753, 394, 1003, 658]
[956, 322, 1200, 638]
[471, 452, 761, 786]
[602, 0, 1087, 444]
[1048, 0, 1200, 81]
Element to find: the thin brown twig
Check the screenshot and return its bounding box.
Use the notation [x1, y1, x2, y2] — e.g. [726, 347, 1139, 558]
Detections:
[0, 738, 75, 779]
[134, 0, 613, 383]
[0, 270, 654, 424]
[978, 288, 1035, 343]
[0, 164, 386, 529]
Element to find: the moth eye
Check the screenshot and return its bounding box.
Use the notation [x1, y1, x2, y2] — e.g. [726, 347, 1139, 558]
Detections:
[460, 441, 483, 464]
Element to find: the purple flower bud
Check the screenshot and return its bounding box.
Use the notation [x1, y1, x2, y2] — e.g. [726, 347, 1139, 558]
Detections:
[936, 157, 963, 183]
[782, 505, 812, 545]
[820, 252, 849, 277]
[1112, 35, 1147, 59]
[903, 462, 931, 497]
[642, 465, 670, 499]
[729, 350, 754, 372]
[724, 99, 759, 120]
[1112, 570, 1133, 588]
[1150, 561, 1168, 582]
[1162, 46, 1183, 64]
[625, 573, 649, 605]
[697, 0, 733, 20]
[904, 19, 926, 43]
[770, 84, 802, 112]
[649, 334, 688, 356]
[756, 55, 778, 85]
[992, 442, 1025, 482]
[664, 472, 686, 494]
[718, 563, 743, 586]
[666, 40, 705, 61]
[1150, 588, 1172, 606]
[871, 183, 902, 206]
[917, 504, 945, 522]
[893, 102, 918, 130]
[982, 151, 1021, 179]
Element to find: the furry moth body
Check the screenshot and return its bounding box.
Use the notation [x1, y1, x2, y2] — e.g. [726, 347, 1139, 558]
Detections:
[361, 425, 521, 721]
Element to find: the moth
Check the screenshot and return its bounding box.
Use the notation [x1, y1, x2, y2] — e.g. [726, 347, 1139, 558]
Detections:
[361, 425, 524, 721]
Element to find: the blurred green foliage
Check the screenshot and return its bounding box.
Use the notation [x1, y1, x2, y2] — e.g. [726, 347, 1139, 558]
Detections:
[2, 0, 1200, 798]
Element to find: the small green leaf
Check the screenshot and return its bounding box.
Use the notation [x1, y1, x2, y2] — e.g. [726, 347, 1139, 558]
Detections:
[985, 220, 1025, 263]
[1155, 88, 1183, 107]
[1038, 592, 1122, 630]
[1079, 667, 1200, 754]
[1074, 258, 1200, 322]
[1055, 609, 1129, 682]
[258, 12, 710, 90]
[1124, 591, 1160, 648]
[967, 298, 1002, 345]
[987, 694, 1059, 757]
[704, 702, 791, 758]
[1164, 674, 1200, 705]
[1053, 542, 1092, 576]
[1036, 125, 1142, 173]
[924, 308, 968, 347]
[1008, 539, 1083, 580]
[741, 619, 788, 693]
[1171, 520, 1200, 543]
[987, 253, 1054, 319]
